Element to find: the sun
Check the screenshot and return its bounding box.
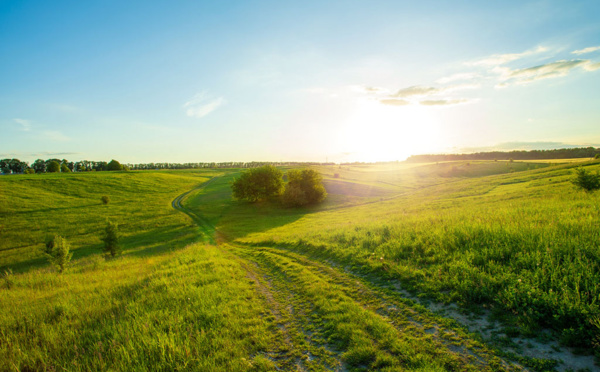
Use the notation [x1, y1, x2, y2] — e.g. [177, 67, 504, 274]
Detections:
[340, 99, 444, 162]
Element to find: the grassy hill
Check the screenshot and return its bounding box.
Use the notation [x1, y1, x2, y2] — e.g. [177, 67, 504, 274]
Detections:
[1, 161, 599, 371]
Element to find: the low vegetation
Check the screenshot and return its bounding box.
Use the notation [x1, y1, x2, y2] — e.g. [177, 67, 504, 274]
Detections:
[231, 165, 283, 202]
[572, 167, 600, 192]
[1, 160, 600, 370]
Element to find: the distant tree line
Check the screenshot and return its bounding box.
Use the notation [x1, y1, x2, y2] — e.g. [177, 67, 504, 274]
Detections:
[0, 158, 125, 174]
[0, 158, 336, 175]
[127, 161, 335, 170]
[406, 147, 600, 163]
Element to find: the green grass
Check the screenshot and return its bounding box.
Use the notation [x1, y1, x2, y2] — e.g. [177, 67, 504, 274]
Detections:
[0, 170, 215, 271]
[237, 161, 600, 355]
[2, 160, 599, 370]
[1, 243, 282, 371]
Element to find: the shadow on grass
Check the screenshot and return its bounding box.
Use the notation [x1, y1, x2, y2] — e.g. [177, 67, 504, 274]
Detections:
[3, 224, 200, 274]
[0, 203, 102, 216]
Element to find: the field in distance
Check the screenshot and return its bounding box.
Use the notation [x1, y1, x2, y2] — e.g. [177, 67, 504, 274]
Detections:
[1, 159, 599, 371]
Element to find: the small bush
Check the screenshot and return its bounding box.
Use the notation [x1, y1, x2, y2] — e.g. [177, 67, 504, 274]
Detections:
[282, 169, 326, 207]
[101, 221, 121, 257]
[333, 173, 340, 178]
[101, 195, 110, 204]
[282, 183, 307, 207]
[24, 168, 35, 174]
[572, 167, 600, 192]
[2, 269, 13, 289]
[43, 236, 72, 273]
[595, 154, 600, 159]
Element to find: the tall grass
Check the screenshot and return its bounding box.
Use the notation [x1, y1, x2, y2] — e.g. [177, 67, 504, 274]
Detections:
[0, 171, 214, 271]
[0, 244, 279, 371]
[240, 161, 600, 354]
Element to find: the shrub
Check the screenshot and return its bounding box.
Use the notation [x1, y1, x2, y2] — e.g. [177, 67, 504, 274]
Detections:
[43, 236, 72, 273]
[101, 195, 110, 204]
[107, 159, 124, 171]
[24, 168, 35, 174]
[572, 167, 600, 192]
[231, 165, 283, 202]
[282, 183, 307, 207]
[595, 154, 600, 160]
[46, 161, 60, 173]
[101, 221, 121, 257]
[60, 163, 71, 173]
[283, 169, 326, 207]
[333, 173, 340, 178]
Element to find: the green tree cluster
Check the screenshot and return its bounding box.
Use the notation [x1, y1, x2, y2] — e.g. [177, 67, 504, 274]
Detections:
[231, 165, 283, 202]
[282, 169, 327, 207]
[232, 166, 327, 207]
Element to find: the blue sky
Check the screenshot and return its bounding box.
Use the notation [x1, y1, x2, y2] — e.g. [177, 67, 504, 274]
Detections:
[1, 0, 599, 163]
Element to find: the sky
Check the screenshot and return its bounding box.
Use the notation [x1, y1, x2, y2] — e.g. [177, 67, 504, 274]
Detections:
[1, 0, 599, 164]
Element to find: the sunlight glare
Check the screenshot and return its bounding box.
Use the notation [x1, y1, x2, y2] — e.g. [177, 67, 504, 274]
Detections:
[340, 99, 443, 162]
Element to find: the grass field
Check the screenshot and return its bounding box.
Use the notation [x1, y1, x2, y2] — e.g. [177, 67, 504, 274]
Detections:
[1, 160, 599, 371]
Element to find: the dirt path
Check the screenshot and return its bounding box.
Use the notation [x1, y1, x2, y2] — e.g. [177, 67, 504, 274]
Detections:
[170, 182, 597, 371]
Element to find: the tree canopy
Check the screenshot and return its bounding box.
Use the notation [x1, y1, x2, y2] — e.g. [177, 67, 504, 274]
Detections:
[107, 159, 124, 171]
[282, 169, 327, 207]
[46, 161, 60, 173]
[231, 165, 283, 202]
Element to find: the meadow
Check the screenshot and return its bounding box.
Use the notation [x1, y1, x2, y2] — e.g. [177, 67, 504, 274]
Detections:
[1, 160, 599, 371]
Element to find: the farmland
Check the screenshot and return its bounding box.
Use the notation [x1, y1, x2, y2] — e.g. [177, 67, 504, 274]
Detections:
[1, 160, 599, 371]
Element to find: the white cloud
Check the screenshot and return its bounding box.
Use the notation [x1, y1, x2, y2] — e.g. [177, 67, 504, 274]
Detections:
[436, 72, 480, 84]
[470, 46, 548, 66]
[44, 130, 70, 142]
[572, 46, 600, 55]
[390, 85, 440, 98]
[502, 59, 589, 84]
[379, 99, 410, 106]
[183, 92, 226, 118]
[14, 118, 32, 131]
[419, 99, 470, 106]
[584, 61, 600, 71]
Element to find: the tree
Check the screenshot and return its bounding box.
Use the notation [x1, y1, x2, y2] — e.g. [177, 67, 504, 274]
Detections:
[101, 195, 110, 204]
[231, 165, 283, 202]
[106, 159, 123, 171]
[46, 160, 60, 173]
[60, 163, 71, 173]
[43, 236, 72, 273]
[101, 221, 121, 257]
[32, 159, 46, 173]
[282, 169, 327, 207]
[572, 167, 600, 192]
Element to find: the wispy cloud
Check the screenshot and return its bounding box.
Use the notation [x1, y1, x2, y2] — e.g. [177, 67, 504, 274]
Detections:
[419, 99, 470, 106]
[584, 61, 600, 71]
[44, 130, 70, 142]
[572, 46, 600, 55]
[436, 72, 480, 84]
[183, 92, 225, 118]
[391, 85, 440, 98]
[14, 118, 32, 131]
[470, 46, 548, 66]
[0, 151, 80, 159]
[499, 59, 589, 84]
[379, 99, 410, 106]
